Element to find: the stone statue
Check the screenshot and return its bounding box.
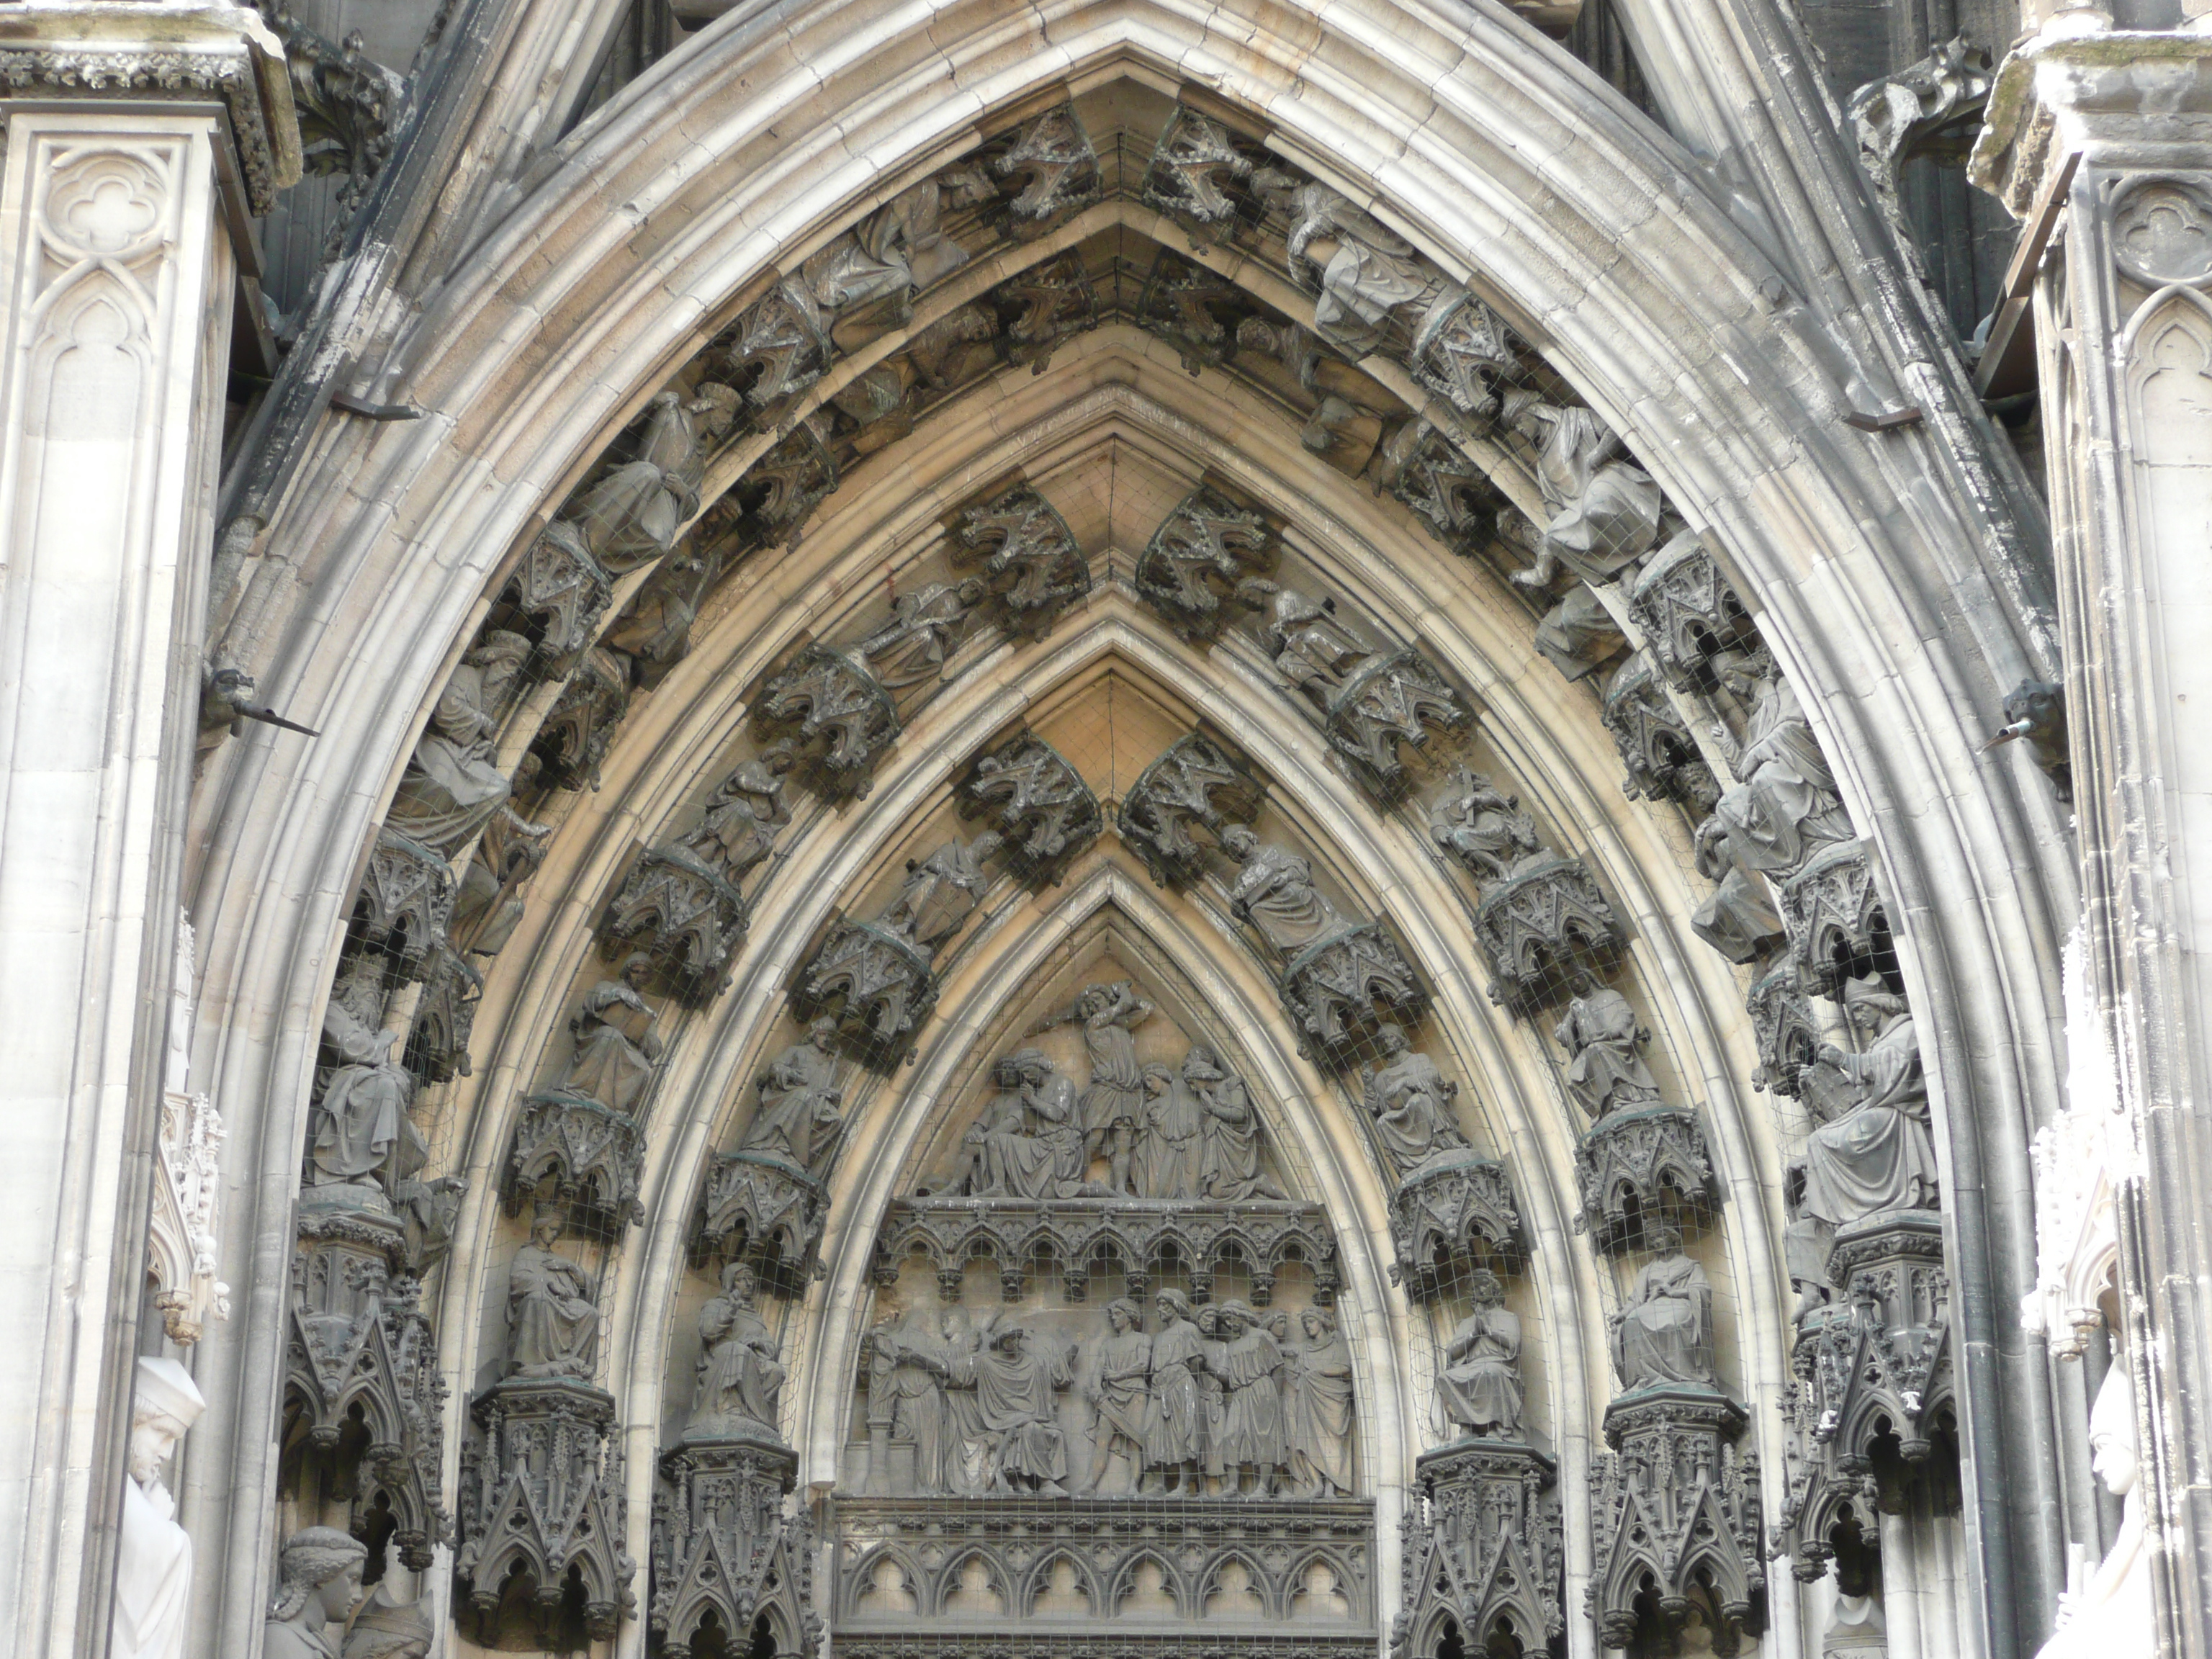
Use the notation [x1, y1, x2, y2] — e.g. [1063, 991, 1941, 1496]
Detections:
[1082, 1299, 1153, 1492]
[112, 1358, 205, 1659]
[506, 1214, 601, 1380]
[1429, 769, 1545, 886]
[1359, 1023, 1469, 1174]
[570, 382, 740, 569]
[689, 1262, 785, 1438]
[1691, 810, 1786, 963]
[1553, 987, 1661, 1122]
[869, 1309, 984, 1494]
[958, 1049, 1086, 1197]
[1251, 168, 1437, 356]
[340, 1589, 434, 1659]
[1193, 1047, 1286, 1200]
[386, 629, 531, 857]
[2035, 1363, 2153, 1659]
[880, 832, 1002, 953]
[1134, 1060, 1205, 1198]
[1285, 1307, 1355, 1497]
[1197, 1300, 1288, 1496]
[736, 1017, 844, 1172]
[1437, 1269, 1524, 1440]
[1032, 982, 1151, 1194]
[1144, 1289, 1210, 1494]
[553, 953, 663, 1115]
[307, 958, 422, 1205]
[1800, 978, 1941, 1226]
[930, 1318, 1076, 1496]
[680, 752, 792, 886]
[855, 577, 988, 688]
[1500, 390, 1663, 585]
[1710, 655, 1853, 875]
[1220, 825, 1344, 956]
[1609, 1224, 1716, 1390]
[261, 1527, 366, 1659]
[1261, 583, 1374, 699]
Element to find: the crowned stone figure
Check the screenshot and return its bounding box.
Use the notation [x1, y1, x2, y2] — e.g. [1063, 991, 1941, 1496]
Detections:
[1437, 1269, 1525, 1440]
[112, 1359, 206, 1659]
[505, 1213, 601, 1380]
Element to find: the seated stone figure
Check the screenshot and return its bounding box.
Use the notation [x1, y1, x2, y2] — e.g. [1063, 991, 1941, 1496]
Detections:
[688, 1262, 785, 1439]
[1609, 1223, 1716, 1391]
[505, 1215, 601, 1380]
[1554, 986, 1661, 1123]
[1437, 1269, 1524, 1439]
[1800, 977, 1941, 1228]
[1359, 1023, 1470, 1175]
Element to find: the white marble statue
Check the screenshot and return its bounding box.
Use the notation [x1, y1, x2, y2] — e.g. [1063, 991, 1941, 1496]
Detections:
[2035, 1363, 2153, 1659]
[112, 1358, 206, 1659]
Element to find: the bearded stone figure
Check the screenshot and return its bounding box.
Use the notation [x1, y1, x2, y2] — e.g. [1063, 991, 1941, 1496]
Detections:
[2036, 1363, 2153, 1659]
[307, 958, 421, 1205]
[1609, 1224, 1717, 1390]
[1285, 1307, 1356, 1497]
[1801, 977, 1941, 1226]
[506, 1214, 601, 1380]
[112, 1359, 205, 1659]
[262, 1528, 367, 1659]
[1359, 1022, 1470, 1174]
[688, 1262, 786, 1439]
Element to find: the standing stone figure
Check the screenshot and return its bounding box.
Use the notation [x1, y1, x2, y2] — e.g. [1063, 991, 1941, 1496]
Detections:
[855, 577, 988, 688]
[1134, 1061, 1205, 1198]
[868, 1310, 975, 1494]
[1801, 977, 1941, 1224]
[386, 631, 531, 857]
[1033, 982, 1151, 1192]
[554, 953, 663, 1115]
[1194, 1048, 1286, 1200]
[1144, 1288, 1210, 1494]
[1220, 825, 1344, 955]
[112, 1358, 205, 1659]
[1436, 1269, 1524, 1440]
[2034, 1364, 2153, 1659]
[506, 1214, 601, 1380]
[737, 1017, 845, 1172]
[1609, 1224, 1715, 1390]
[1285, 1308, 1356, 1497]
[1553, 986, 1660, 1123]
[1359, 1023, 1469, 1174]
[307, 959, 421, 1203]
[571, 383, 740, 569]
[262, 1528, 367, 1659]
[1082, 1299, 1154, 1492]
[880, 831, 1002, 953]
[1198, 1300, 1289, 1497]
[690, 1262, 785, 1438]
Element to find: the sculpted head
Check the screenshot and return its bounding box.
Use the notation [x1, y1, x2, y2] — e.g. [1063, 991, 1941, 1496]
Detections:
[1644, 1220, 1683, 1256]
[619, 951, 655, 991]
[1843, 976, 1905, 1033]
[1467, 1269, 1506, 1310]
[809, 1015, 840, 1051]
[1374, 1022, 1409, 1059]
[530, 1213, 564, 1249]
[2088, 1362, 2140, 1498]
[1107, 1299, 1141, 1334]
[1303, 1308, 1336, 1341]
[127, 1357, 205, 1487]
[721, 1262, 758, 1305]
[270, 1527, 367, 1627]
[1156, 1287, 1194, 1326]
[1012, 1047, 1052, 1086]
[1183, 1046, 1223, 1084]
[1218, 825, 1259, 863]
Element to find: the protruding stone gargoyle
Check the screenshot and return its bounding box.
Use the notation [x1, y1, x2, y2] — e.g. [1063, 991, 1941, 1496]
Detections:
[1248, 580, 1470, 794]
[1115, 730, 1267, 887]
[1984, 676, 2070, 801]
[1429, 769, 1621, 1007]
[1133, 484, 1274, 639]
[993, 105, 1100, 230]
[697, 1019, 845, 1282]
[1223, 823, 1429, 1057]
[1558, 986, 1715, 1251]
[459, 1215, 634, 1645]
[1396, 1274, 1562, 1659]
[601, 750, 792, 999]
[1143, 105, 1256, 245]
[953, 483, 1087, 636]
[1591, 1226, 1766, 1653]
[793, 832, 1003, 1063]
[1361, 1025, 1523, 1295]
[1771, 1212, 1953, 1582]
[961, 731, 1102, 884]
[1603, 650, 1720, 815]
[505, 956, 662, 1228]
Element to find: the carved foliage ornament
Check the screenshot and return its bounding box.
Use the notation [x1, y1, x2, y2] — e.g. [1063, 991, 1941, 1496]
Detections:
[962, 731, 1102, 881]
